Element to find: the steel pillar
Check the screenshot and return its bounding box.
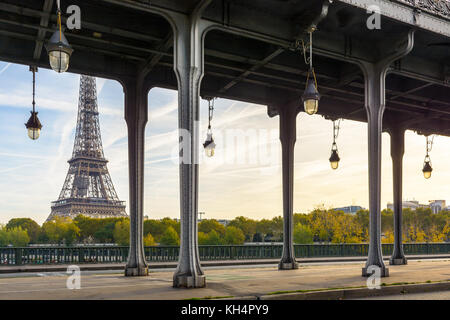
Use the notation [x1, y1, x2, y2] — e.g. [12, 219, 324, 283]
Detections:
[389, 127, 407, 265]
[278, 104, 299, 270]
[360, 30, 414, 278]
[171, 1, 213, 288]
[124, 78, 149, 276]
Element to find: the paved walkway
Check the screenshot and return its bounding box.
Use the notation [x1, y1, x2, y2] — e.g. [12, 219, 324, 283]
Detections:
[355, 290, 450, 300]
[0, 259, 448, 299]
[1, 254, 448, 273]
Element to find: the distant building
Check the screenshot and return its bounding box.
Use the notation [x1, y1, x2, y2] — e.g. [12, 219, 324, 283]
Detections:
[333, 206, 364, 214]
[429, 200, 446, 214]
[387, 200, 426, 211]
[386, 200, 446, 213]
[217, 219, 230, 226]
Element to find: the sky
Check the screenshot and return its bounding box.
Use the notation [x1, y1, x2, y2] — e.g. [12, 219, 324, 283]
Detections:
[0, 61, 449, 225]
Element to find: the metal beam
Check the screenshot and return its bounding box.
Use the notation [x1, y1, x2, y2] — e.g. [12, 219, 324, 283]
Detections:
[219, 47, 285, 93]
[389, 83, 433, 101]
[32, 0, 53, 61]
[140, 34, 173, 75]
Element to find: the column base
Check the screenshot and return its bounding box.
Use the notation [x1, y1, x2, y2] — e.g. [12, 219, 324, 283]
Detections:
[124, 265, 148, 277]
[389, 257, 408, 265]
[278, 261, 299, 270]
[173, 275, 206, 288]
[362, 266, 389, 277]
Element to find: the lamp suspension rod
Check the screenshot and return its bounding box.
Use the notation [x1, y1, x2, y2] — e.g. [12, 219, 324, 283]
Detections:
[309, 31, 313, 70]
[207, 98, 215, 129]
[32, 67, 36, 113]
[333, 119, 341, 144]
[57, 0, 62, 41]
[426, 135, 435, 156]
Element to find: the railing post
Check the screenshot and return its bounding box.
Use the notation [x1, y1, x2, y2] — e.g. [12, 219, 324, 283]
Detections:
[15, 248, 23, 266]
[79, 248, 84, 263]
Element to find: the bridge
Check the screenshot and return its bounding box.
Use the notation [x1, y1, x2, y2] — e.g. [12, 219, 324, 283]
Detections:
[0, 0, 449, 287]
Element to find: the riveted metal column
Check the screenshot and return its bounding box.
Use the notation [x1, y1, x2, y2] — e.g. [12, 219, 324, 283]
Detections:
[124, 78, 149, 276]
[278, 104, 299, 270]
[361, 62, 389, 277]
[171, 1, 212, 288]
[360, 30, 414, 278]
[389, 127, 407, 265]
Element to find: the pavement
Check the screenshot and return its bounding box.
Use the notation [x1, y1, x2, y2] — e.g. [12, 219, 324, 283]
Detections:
[354, 290, 450, 300]
[0, 258, 448, 300]
[0, 254, 448, 274]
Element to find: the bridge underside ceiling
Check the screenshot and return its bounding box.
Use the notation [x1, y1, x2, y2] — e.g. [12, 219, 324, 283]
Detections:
[0, 0, 449, 136]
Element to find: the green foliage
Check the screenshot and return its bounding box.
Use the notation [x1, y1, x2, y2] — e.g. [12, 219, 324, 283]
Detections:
[113, 220, 130, 246]
[223, 226, 245, 245]
[228, 216, 257, 241]
[0, 225, 30, 247]
[6, 218, 40, 243]
[144, 218, 180, 243]
[95, 222, 116, 243]
[206, 230, 223, 245]
[198, 231, 208, 245]
[160, 226, 180, 246]
[293, 223, 314, 244]
[0, 225, 8, 246]
[199, 219, 226, 236]
[41, 217, 80, 245]
[74, 215, 127, 243]
[252, 232, 263, 242]
[1, 207, 448, 247]
[144, 233, 156, 246]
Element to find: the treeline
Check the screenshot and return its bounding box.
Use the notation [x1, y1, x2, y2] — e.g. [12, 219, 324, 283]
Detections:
[0, 208, 448, 247]
[0, 215, 246, 247]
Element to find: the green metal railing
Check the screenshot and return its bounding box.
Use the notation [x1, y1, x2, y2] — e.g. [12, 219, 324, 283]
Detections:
[0, 243, 449, 266]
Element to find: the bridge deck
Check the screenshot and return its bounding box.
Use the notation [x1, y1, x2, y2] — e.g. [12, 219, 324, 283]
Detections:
[0, 259, 448, 299]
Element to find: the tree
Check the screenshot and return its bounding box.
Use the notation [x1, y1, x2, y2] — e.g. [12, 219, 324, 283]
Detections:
[198, 232, 208, 245]
[205, 230, 222, 245]
[223, 226, 245, 245]
[113, 220, 130, 246]
[293, 223, 314, 244]
[144, 233, 156, 246]
[255, 219, 273, 239]
[144, 219, 164, 241]
[0, 225, 8, 246]
[41, 217, 80, 245]
[6, 218, 40, 243]
[228, 216, 256, 241]
[252, 232, 263, 242]
[6, 227, 30, 247]
[199, 219, 226, 236]
[144, 218, 180, 243]
[160, 226, 180, 246]
[95, 222, 116, 243]
[74, 215, 103, 241]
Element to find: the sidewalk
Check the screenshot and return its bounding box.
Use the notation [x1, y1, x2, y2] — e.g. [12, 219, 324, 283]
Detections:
[0, 259, 448, 300]
[0, 254, 448, 274]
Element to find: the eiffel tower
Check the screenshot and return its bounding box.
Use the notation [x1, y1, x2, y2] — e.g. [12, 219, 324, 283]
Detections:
[47, 75, 126, 221]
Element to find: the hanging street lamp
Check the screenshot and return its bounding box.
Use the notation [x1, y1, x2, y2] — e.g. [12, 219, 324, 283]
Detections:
[422, 135, 434, 179]
[203, 97, 216, 157]
[300, 31, 320, 115]
[45, 0, 73, 73]
[329, 119, 341, 170]
[25, 66, 43, 140]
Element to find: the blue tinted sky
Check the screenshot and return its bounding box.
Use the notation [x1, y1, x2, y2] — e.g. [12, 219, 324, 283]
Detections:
[0, 61, 449, 225]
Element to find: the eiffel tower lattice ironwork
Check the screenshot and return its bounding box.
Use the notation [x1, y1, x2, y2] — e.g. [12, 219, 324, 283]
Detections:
[48, 75, 126, 221]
